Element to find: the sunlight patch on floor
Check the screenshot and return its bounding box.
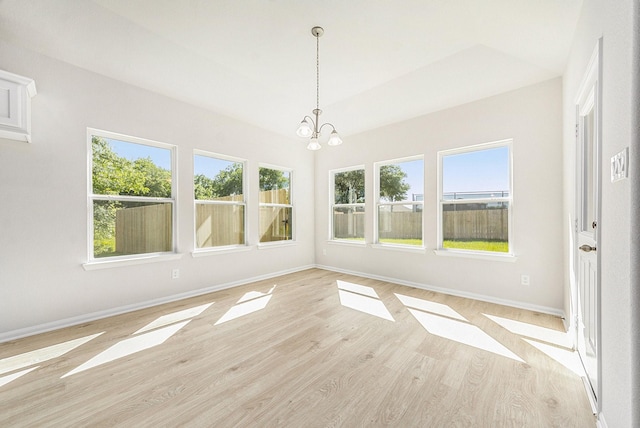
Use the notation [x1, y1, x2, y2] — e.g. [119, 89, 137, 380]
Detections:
[215, 286, 276, 325]
[336, 281, 394, 321]
[135, 302, 213, 334]
[338, 289, 395, 321]
[483, 313, 572, 348]
[62, 321, 189, 378]
[0, 367, 39, 388]
[0, 332, 104, 376]
[395, 293, 468, 321]
[523, 339, 585, 377]
[337, 280, 379, 298]
[61, 302, 214, 378]
[407, 309, 524, 362]
[238, 285, 277, 303]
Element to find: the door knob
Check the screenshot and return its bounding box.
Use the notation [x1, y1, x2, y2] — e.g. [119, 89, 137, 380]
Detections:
[579, 244, 596, 252]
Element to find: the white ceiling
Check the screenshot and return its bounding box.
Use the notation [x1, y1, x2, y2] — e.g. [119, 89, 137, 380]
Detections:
[0, 0, 583, 139]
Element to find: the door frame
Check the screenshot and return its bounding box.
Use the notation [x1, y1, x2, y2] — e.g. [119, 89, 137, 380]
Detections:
[573, 37, 603, 413]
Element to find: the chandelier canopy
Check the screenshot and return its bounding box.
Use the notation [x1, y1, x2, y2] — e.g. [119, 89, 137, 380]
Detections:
[296, 26, 343, 150]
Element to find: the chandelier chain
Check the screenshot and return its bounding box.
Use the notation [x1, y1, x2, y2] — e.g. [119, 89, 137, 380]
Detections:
[296, 26, 342, 150]
[316, 32, 320, 112]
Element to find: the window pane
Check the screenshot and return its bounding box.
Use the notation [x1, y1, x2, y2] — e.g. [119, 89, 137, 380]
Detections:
[92, 136, 172, 198]
[377, 204, 422, 246]
[379, 159, 423, 203]
[443, 191, 510, 201]
[93, 200, 172, 258]
[582, 109, 595, 233]
[333, 206, 365, 240]
[259, 168, 290, 204]
[194, 155, 243, 201]
[442, 202, 509, 252]
[441, 144, 510, 253]
[443, 146, 509, 195]
[195, 204, 244, 248]
[259, 206, 292, 242]
[334, 169, 364, 204]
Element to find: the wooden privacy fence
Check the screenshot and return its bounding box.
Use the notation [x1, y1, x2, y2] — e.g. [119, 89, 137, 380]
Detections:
[115, 189, 290, 253]
[443, 208, 508, 241]
[259, 206, 292, 242]
[333, 211, 365, 239]
[333, 208, 508, 241]
[259, 189, 289, 205]
[115, 198, 507, 252]
[115, 203, 172, 254]
[196, 204, 244, 247]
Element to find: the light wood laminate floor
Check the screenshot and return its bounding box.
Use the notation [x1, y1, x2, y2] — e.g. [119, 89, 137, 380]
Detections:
[0, 269, 595, 427]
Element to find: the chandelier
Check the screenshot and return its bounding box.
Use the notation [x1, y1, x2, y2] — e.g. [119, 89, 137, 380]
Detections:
[296, 26, 343, 150]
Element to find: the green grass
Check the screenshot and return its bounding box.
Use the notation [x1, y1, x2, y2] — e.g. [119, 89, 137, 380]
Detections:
[443, 240, 509, 253]
[376, 238, 508, 252]
[379, 238, 423, 246]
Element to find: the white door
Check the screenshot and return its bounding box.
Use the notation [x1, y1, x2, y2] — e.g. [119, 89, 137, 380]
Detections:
[575, 39, 601, 407]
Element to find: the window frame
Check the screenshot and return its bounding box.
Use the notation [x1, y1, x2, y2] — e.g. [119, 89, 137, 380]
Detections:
[329, 165, 366, 243]
[192, 150, 248, 253]
[436, 139, 514, 258]
[85, 128, 178, 266]
[258, 163, 294, 246]
[373, 155, 425, 250]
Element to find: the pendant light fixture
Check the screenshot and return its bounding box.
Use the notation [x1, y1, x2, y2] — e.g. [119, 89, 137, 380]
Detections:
[296, 26, 343, 150]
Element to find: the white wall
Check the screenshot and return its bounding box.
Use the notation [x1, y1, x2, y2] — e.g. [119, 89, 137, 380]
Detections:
[0, 41, 315, 339]
[562, 0, 637, 426]
[315, 78, 564, 313]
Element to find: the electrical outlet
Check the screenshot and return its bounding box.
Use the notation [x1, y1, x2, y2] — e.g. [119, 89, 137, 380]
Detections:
[521, 275, 530, 286]
[172, 268, 180, 279]
[322, 249, 327, 256]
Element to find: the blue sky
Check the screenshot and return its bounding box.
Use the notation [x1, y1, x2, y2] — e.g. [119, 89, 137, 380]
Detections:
[442, 146, 509, 193]
[108, 139, 171, 170]
[194, 155, 235, 178]
[393, 159, 424, 202]
[109, 139, 238, 178]
[109, 139, 508, 194]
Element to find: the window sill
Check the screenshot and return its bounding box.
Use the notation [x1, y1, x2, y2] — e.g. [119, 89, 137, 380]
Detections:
[433, 249, 517, 262]
[257, 241, 297, 250]
[371, 243, 426, 254]
[83, 253, 184, 270]
[327, 239, 366, 247]
[192, 245, 253, 257]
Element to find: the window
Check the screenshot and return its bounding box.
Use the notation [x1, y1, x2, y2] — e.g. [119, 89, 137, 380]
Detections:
[259, 166, 292, 243]
[375, 156, 424, 247]
[193, 152, 246, 249]
[438, 140, 512, 254]
[331, 167, 365, 241]
[89, 129, 175, 260]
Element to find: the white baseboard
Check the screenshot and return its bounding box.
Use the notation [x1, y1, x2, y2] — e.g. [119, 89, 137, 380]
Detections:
[596, 412, 607, 428]
[0, 264, 314, 344]
[315, 264, 566, 318]
[1, 263, 566, 343]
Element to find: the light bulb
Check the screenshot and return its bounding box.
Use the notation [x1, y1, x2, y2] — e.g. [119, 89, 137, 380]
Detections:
[296, 119, 313, 138]
[307, 138, 321, 150]
[327, 130, 343, 146]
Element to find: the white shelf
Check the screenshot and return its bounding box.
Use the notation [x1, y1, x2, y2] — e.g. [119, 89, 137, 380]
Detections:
[0, 69, 37, 143]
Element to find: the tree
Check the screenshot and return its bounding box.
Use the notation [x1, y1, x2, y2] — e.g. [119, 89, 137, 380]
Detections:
[133, 157, 171, 198]
[259, 167, 288, 191]
[194, 163, 289, 200]
[92, 136, 171, 197]
[379, 165, 410, 202]
[91, 136, 173, 256]
[92, 136, 146, 196]
[334, 169, 365, 204]
[194, 174, 216, 200]
[211, 162, 243, 197]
